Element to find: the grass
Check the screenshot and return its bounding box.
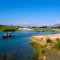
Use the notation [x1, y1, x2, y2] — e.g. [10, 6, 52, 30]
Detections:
[55, 40, 60, 50]
[34, 28, 53, 30]
[33, 28, 53, 30]
[29, 27, 54, 30]
[0, 25, 19, 32]
[30, 42, 46, 60]
[46, 38, 52, 43]
[30, 37, 60, 59]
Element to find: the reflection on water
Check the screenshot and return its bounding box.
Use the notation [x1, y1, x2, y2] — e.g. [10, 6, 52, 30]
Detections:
[0, 30, 59, 60]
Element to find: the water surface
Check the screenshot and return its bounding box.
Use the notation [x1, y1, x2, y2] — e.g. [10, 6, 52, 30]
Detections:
[0, 30, 59, 60]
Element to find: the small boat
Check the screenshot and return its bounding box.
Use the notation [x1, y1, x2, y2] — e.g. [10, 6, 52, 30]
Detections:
[3, 32, 11, 38]
[3, 35, 11, 38]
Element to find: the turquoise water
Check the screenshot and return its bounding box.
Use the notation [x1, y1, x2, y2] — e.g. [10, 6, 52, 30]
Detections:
[0, 30, 59, 60]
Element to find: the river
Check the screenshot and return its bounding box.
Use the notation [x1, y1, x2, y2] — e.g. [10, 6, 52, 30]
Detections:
[0, 30, 59, 60]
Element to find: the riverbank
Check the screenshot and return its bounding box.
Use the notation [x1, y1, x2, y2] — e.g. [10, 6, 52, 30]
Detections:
[30, 34, 60, 45]
[29, 26, 60, 30]
[30, 34, 60, 60]
[18, 28, 34, 31]
[53, 29, 60, 31]
[0, 25, 19, 32]
[29, 27, 53, 30]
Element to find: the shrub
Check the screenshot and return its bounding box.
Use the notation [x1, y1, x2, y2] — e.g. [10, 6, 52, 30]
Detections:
[46, 38, 52, 43]
[30, 42, 46, 60]
[55, 41, 60, 50]
[56, 38, 60, 41]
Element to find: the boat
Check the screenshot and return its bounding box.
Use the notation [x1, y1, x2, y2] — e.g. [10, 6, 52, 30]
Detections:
[3, 32, 11, 38]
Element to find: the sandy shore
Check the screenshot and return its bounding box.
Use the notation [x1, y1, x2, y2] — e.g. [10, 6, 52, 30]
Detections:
[19, 28, 34, 31]
[53, 29, 60, 31]
[30, 34, 60, 45]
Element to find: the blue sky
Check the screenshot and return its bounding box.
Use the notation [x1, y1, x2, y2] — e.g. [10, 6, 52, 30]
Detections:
[0, 0, 60, 26]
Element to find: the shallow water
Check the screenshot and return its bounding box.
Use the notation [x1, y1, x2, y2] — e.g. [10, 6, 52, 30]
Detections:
[0, 30, 59, 60]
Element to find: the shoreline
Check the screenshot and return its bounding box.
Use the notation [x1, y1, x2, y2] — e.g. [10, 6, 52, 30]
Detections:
[30, 34, 60, 45]
[30, 34, 60, 60]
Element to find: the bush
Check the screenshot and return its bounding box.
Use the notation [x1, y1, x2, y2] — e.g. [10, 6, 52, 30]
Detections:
[56, 38, 60, 41]
[30, 42, 46, 60]
[55, 41, 60, 50]
[46, 38, 52, 43]
[0, 25, 19, 31]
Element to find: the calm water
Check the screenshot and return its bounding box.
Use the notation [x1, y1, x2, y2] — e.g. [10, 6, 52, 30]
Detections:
[0, 30, 59, 60]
